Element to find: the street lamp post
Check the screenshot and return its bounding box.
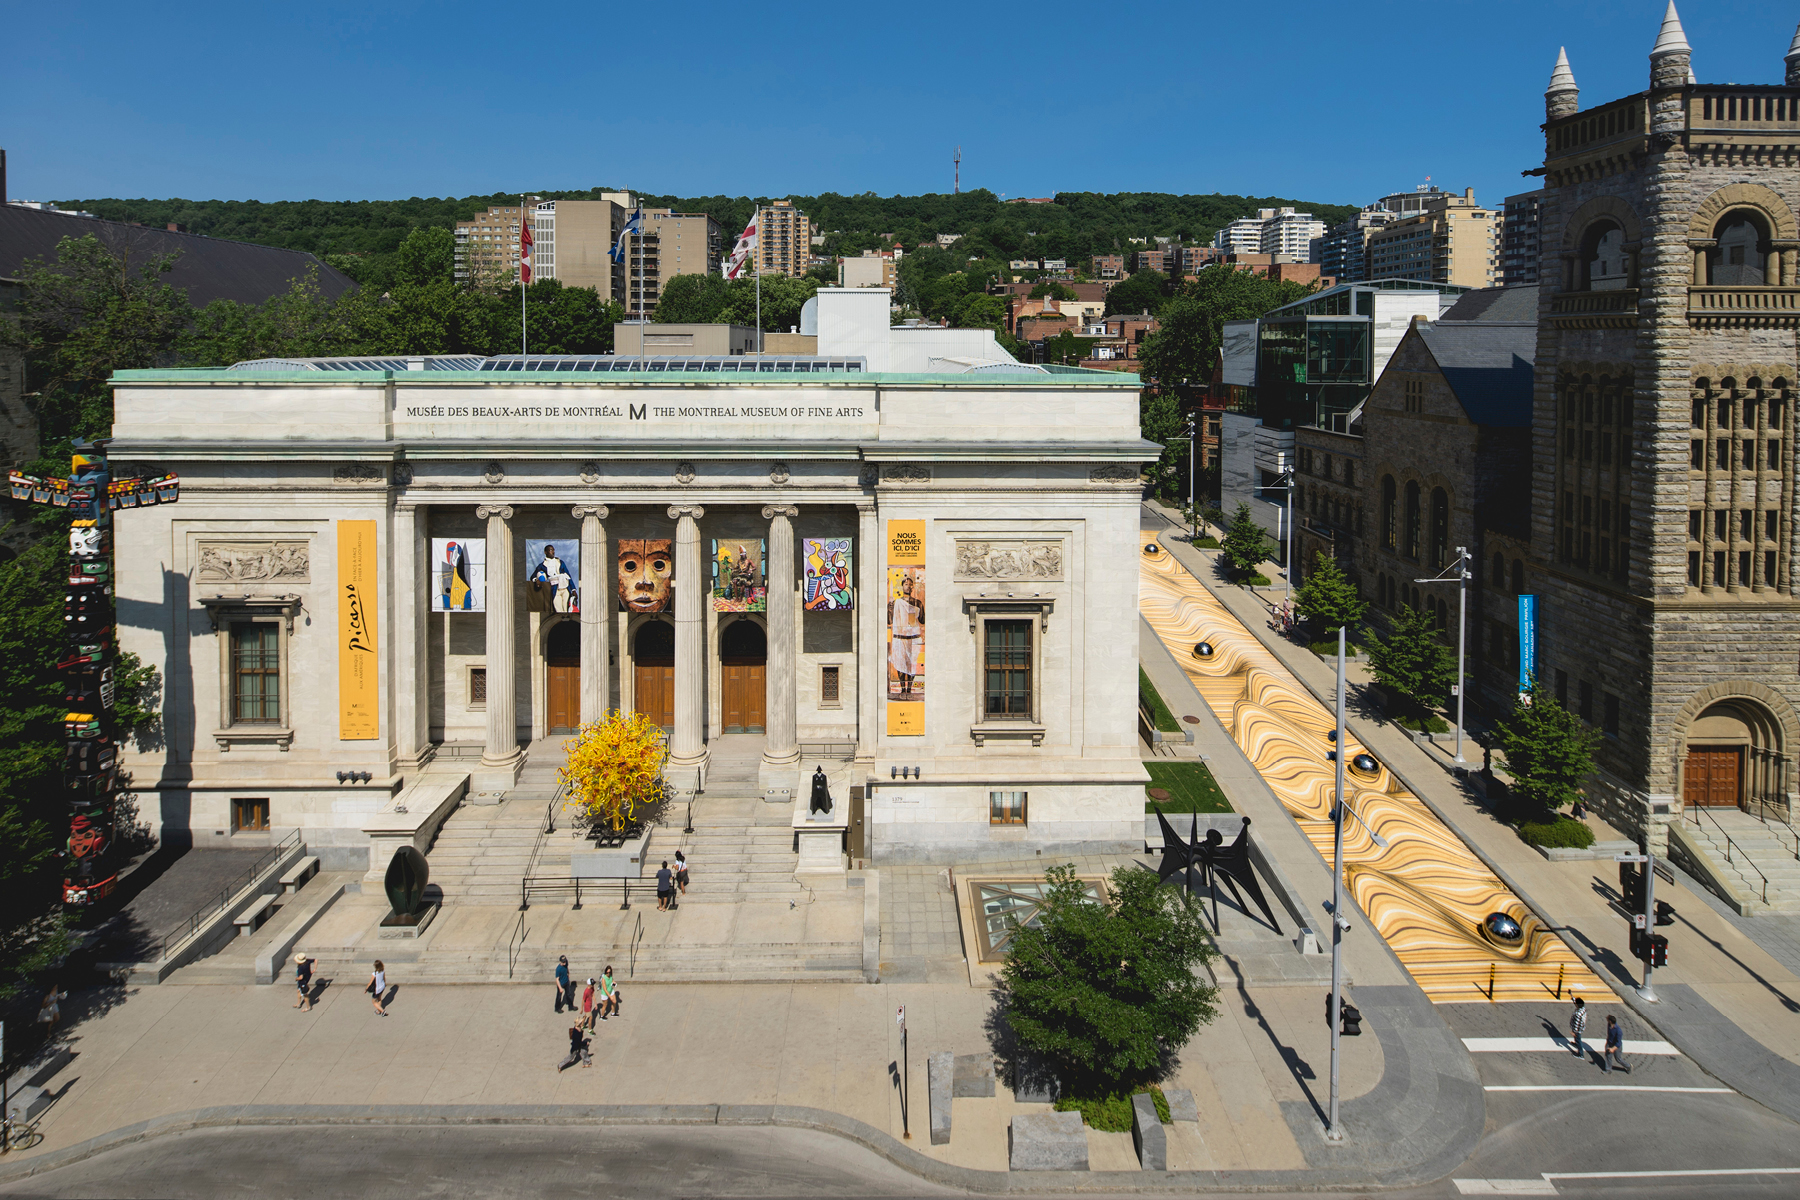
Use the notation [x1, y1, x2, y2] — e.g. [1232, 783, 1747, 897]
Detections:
[1271, 452, 1296, 602]
[1414, 546, 1472, 764]
[1327, 626, 1348, 1143]
[1187, 417, 1198, 542]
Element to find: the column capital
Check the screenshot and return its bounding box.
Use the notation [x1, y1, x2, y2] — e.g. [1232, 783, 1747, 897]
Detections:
[571, 504, 610, 520]
[475, 504, 514, 521]
[761, 504, 800, 520]
[666, 504, 706, 521]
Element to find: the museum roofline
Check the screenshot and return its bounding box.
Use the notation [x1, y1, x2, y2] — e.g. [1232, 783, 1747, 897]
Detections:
[103, 438, 1161, 462]
[108, 366, 1140, 387]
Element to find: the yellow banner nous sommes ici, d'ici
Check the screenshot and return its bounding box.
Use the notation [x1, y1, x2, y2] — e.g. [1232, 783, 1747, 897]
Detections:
[886, 519, 925, 736]
[337, 520, 379, 739]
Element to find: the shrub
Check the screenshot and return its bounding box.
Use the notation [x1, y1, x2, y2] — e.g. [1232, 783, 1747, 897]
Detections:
[1248, 573, 1271, 586]
[1055, 1086, 1170, 1131]
[1310, 639, 1360, 658]
[1518, 817, 1595, 849]
[1393, 712, 1450, 734]
[1197, 536, 1220, 549]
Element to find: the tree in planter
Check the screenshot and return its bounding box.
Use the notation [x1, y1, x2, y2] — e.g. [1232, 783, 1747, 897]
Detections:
[1494, 682, 1598, 816]
[1220, 502, 1268, 578]
[1366, 604, 1456, 724]
[1293, 552, 1365, 637]
[1001, 864, 1218, 1098]
[559, 709, 668, 832]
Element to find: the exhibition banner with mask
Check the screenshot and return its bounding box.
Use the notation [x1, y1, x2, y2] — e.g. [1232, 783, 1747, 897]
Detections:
[886, 520, 925, 735]
[431, 537, 485, 612]
[337, 520, 379, 739]
[617, 539, 673, 613]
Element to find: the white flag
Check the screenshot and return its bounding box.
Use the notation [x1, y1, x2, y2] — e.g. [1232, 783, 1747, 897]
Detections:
[724, 211, 760, 279]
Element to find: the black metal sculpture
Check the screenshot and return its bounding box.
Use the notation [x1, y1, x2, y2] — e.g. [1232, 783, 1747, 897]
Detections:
[809, 765, 834, 815]
[1152, 808, 1282, 934]
[384, 844, 430, 917]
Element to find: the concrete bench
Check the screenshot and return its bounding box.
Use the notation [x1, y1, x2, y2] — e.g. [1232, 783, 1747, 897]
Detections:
[280, 856, 320, 895]
[234, 892, 277, 938]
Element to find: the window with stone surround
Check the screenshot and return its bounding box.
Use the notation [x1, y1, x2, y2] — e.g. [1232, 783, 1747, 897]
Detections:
[1404, 481, 1421, 559]
[1555, 369, 1633, 585]
[1686, 374, 1792, 595]
[1381, 475, 1397, 550]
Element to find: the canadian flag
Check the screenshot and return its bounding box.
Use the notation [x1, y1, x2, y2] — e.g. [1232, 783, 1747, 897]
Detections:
[520, 216, 534, 284]
[724, 212, 759, 279]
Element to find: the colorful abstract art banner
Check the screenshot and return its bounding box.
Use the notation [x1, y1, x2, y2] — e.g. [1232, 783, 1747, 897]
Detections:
[337, 520, 379, 740]
[527, 539, 579, 614]
[886, 520, 925, 736]
[712, 538, 767, 612]
[803, 537, 854, 611]
[431, 538, 486, 612]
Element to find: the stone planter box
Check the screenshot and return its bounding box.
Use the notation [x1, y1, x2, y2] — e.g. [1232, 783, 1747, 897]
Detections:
[571, 827, 652, 879]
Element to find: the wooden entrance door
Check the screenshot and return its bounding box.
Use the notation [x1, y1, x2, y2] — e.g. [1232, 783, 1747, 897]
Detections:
[1684, 746, 1743, 807]
[720, 619, 766, 733]
[633, 622, 675, 730]
[546, 621, 580, 732]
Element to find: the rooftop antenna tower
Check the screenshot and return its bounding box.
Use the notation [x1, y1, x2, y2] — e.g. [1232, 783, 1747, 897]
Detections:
[954, 146, 961, 195]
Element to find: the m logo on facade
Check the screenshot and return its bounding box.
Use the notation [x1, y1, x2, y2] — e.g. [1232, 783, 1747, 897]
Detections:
[630, 403, 647, 421]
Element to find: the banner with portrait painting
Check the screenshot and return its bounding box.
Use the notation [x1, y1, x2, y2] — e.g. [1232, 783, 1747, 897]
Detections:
[617, 539, 672, 613]
[711, 538, 767, 612]
[886, 520, 925, 735]
[526, 539, 579, 614]
[431, 538, 486, 612]
[803, 537, 853, 611]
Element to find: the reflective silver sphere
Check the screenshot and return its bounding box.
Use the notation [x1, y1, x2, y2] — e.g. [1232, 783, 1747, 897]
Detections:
[1193, 642, 1215, 658]
[1351, 753, 1379, 774]
[1483, 912, 1523, 943]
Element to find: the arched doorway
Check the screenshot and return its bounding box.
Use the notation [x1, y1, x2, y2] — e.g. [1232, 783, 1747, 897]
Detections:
[719, 619, 766, 734]
[1684, 699, 1786, 811]
[634, 621, 675, 731]
[545, 621, 580, 733]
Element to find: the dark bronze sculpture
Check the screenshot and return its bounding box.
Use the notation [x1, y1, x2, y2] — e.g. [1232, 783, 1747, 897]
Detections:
[809, 765, 833, 815]
[1151, 808, 1282, 933]
[384, 844, 429, 916]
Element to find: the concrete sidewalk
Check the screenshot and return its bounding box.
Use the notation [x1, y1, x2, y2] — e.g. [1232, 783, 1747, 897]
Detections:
[1146, 500, 1800, 1125]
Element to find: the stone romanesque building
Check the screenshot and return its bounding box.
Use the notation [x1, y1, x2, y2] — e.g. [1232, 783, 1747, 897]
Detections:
[1530, 8, 1800, 847]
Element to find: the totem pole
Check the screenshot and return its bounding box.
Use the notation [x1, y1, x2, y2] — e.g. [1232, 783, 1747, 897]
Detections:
[10, 439, 179, 906]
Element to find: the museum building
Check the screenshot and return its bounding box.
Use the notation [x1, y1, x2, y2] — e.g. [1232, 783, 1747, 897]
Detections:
[107, 290, 1155, 865]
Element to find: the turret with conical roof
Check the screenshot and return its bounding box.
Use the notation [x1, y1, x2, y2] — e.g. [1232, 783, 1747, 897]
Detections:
[1649, 1, 1691, 91]
[1785, 20, 1800, 86]
[1546, 47, 1579, 120]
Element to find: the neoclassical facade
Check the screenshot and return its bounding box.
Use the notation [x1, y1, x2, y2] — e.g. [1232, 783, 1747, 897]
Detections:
[108, 338, 1153, 865]
[1529, 11, 1800, 844]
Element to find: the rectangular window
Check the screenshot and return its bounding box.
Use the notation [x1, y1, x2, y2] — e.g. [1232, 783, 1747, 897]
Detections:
[230, 622, 280, 724]
[1768, 511, 1780, 542]
[232, 797, 270, 832]
[989, 791, 1027, 825]
[470, 667, 488, 706]
[1691, 439, 1704, 469]
[819, 664, 841, 706]
[1578, 680, 1593, 724]
[983, 620, 1033, 720]
[1719, 439, 1731, 470]
[1603, 693, 1620, 738]
[1715, 550, 1728, 586]
[1689, 550, 1701, 586]
[1555, 669, 1569, 708]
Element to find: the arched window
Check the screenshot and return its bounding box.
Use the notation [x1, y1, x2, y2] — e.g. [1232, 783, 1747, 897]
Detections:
[1381, 475, 1397, 551]
[1710, 211, 1771, 286]
[1581, 220, 1629, 291]
[1404, 481, 1422, 560]
[1492, 552, 1506, 591]
[1430, 488, 1450, 569]
[1512, 559, 1525, 594]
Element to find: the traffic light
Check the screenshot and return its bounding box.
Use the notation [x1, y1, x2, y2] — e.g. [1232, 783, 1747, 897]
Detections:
[1325, 992, 1363, 1035]
[1649, 934, 1668, 967]
[1619, 863, 1645, 909]
[1654, 900, 1676, 926]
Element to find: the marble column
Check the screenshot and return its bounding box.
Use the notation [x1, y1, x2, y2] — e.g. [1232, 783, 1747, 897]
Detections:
[573, 504, 609, 726]
[475, 504, 523, 789]
[856, 503, 879, 762]
[392, 504, 429, 770]
[666, 504, 708, 790]
[760, 505, 801, 780]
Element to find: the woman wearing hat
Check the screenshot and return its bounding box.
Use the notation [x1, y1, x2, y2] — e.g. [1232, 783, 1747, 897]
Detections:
[294, 954, 314, 1011]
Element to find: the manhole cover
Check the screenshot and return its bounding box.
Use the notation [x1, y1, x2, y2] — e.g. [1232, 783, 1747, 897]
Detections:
[1148, 788, 1172, 801]
[1182, 715, 1200, 724]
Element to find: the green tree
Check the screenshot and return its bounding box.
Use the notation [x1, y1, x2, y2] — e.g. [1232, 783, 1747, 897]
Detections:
[1104, 269, 1169, 318]
[521, 278, 624, 353]
[1135, 267, 1314, 390]
[952, 292, 1006, 332]
[1140, 390, 1186, 501]
[654, 273, 731, 324]
[1366, 604, 1457, 720]
[1043, 329, 1086, 366]
[1294, 552, 1366, 635]
[1494, 683, 1598, 815]
[1001, 864, 1218, 1095]
[1029, 281, 1077, 301]
[393, 226, 457, 286]
[1220, 502, 1269, 577]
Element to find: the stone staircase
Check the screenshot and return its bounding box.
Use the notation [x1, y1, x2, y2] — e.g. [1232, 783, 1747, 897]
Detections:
[1684, 809, 1800, 912]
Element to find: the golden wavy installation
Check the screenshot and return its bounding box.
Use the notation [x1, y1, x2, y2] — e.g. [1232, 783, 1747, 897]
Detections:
[1140, 538, 1602, 1004]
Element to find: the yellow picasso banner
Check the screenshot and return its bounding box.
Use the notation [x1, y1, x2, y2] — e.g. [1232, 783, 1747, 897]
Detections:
[337, 520, 380, 740]
[886, 520, 925, 736]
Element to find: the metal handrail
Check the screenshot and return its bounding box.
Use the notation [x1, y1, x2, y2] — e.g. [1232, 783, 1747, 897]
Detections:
[146, 829, 301, 961]
[1747, 798, 1800, 862]
[522, 781, 568, 880]
[520, 874, 636, 912]
[1689, 806, 1770, 904]
[506, 910, 527, 980]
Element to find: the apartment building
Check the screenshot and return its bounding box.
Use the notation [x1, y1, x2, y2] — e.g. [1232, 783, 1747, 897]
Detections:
[1365, 189, 1498, 288]
[1212, 216, 1264, 254]
[1317, 206, 1400, 284]
[1090, 254, 1124, 279]
[1500, 189, 1543, 287]
[1260, 207, 1326, 261]
[525, 196, 720, 315]
[454, 204, 528, 287]
[757, 199, 811, 278]
[838, 250, 898, 289]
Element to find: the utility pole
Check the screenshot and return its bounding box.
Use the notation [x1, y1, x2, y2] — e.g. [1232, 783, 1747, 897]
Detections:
[1326, 626, 1348, 1143]
[1415, 547, 1471, 762]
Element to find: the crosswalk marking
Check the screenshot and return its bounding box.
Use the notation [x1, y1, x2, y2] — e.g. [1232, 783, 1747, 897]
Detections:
[1484, 1084, 1730, 1093]
[1452, 1181, 1556, 1196]
[1461, 1035, 1678, 1055]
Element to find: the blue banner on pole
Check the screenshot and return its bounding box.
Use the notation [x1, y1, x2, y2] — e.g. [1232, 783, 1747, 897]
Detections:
[1517, 594, 1537, 699]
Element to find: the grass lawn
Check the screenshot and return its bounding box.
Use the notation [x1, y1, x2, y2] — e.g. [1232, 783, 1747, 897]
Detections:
[1144, 760, 1233, 814]
[1138, 668, 1181, 733]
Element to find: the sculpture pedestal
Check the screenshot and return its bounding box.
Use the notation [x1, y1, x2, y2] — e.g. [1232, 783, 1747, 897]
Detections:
[378, 902, 439, 939]
[791, 800, 849, 890]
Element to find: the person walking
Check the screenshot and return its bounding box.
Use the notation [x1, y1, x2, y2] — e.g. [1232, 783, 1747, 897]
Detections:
[1603, 1015, 1630, 1074]
[557, 1023, 592, 1071]
[36, 987, 66, 1039]
[656, 861, 675, 911]
[554, 955, 572, 1012]
[580, 978, 597, 1030]
[599, 965, 619, 1020]
[674, 850, 689, 896]
[293, 954, 314, 1011]
[368, 961, 388, 1015]
[1568, 996, 1587, 1060]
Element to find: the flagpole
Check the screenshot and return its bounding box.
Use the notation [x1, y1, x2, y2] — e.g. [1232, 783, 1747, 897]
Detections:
[520, 194, 528, 356]
[636, 206, 644, 325]
[755, 206, 763, 357]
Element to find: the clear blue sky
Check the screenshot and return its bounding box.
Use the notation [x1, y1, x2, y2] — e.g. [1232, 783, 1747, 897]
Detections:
[7, 1, 1795, 210]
